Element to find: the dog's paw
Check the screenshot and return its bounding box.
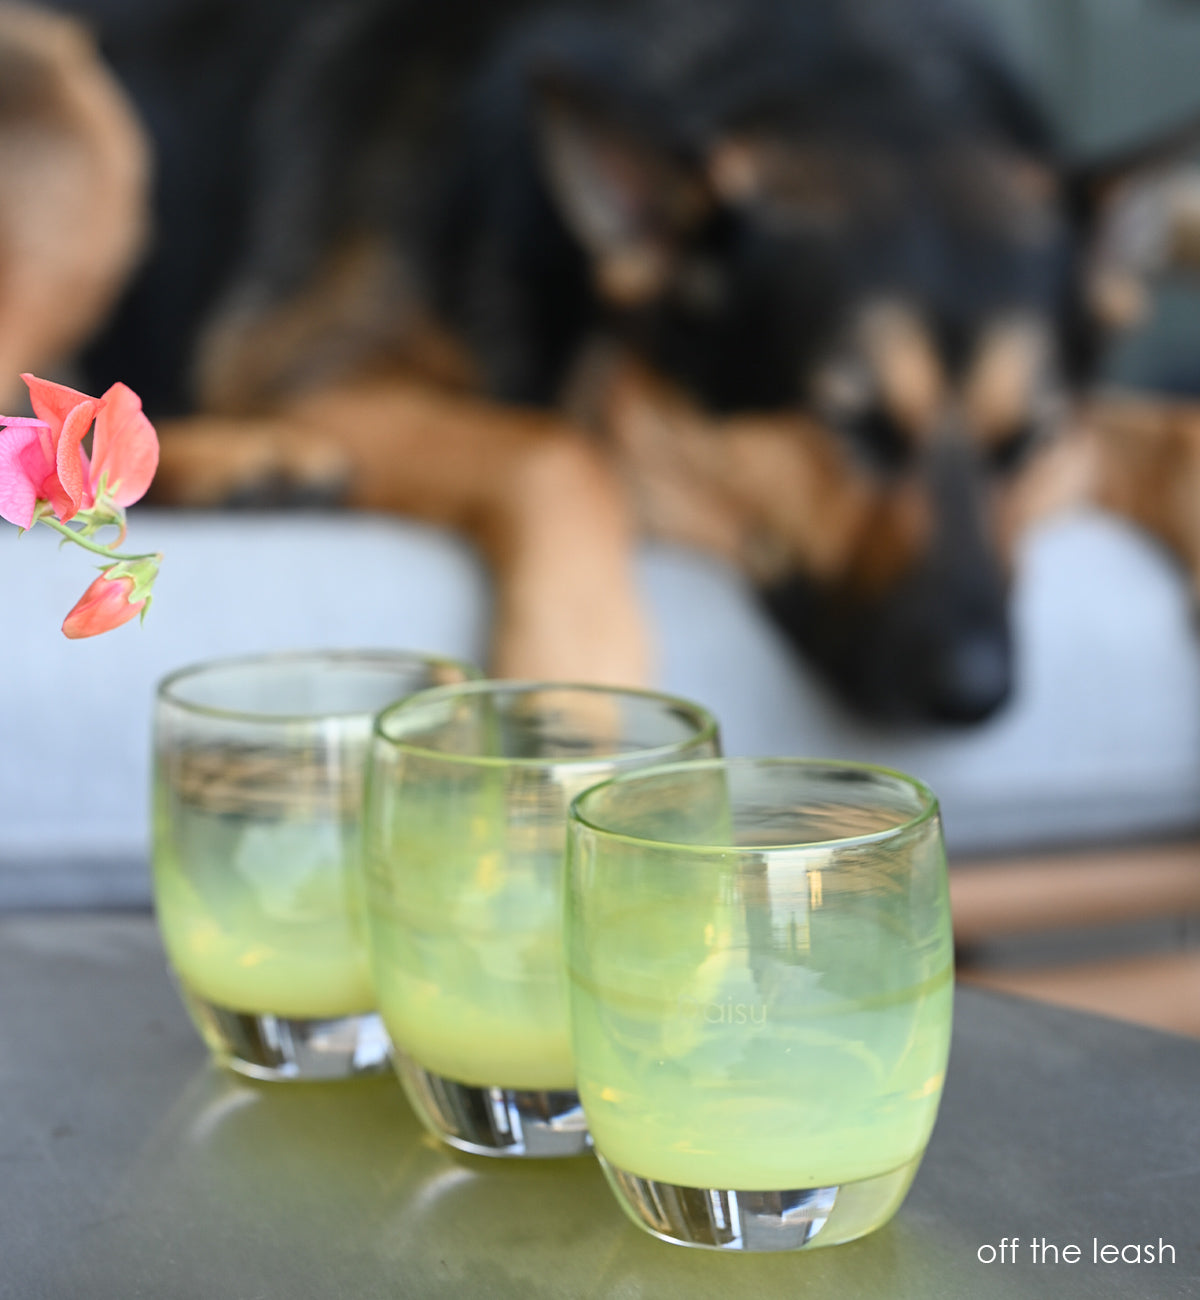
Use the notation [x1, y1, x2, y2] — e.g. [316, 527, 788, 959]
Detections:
[149, 418, 352, 509]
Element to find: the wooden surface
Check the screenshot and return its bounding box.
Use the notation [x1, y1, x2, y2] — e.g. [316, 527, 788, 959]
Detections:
[950, 842, 1200, 941]
[951, 841, 1200, 1037]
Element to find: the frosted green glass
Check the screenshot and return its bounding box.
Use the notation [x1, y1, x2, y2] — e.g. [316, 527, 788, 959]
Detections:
[363, 681, 720, 1154]
[151, 649, 477, 1079]
[566, 758, 954, 1249]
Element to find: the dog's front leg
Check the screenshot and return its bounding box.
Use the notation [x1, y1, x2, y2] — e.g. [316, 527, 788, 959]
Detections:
[311, 383, 652, 686]
[477, 434, 651, 686]
[153, 382, 652, 686]
[1088, 396, 1200, 597]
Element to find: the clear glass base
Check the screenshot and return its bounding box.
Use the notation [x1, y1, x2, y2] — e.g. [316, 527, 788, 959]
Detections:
[392, 1050, 592, 1157]
[179, 985, 391, 1081]
[597, 1151, 922, 1251]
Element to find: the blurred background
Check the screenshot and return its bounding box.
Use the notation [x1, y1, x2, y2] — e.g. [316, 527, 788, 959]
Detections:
[981, 0, 1200, 394]
[31, 0, 1200, 404]
[3, 0, 1200, 1035]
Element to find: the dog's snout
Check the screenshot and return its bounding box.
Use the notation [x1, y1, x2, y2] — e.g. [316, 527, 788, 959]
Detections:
[922, 630, 1012, 724]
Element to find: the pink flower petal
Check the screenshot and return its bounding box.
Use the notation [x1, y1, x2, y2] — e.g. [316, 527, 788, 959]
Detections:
[0, 416, 52, 429]
[22, 373, 94, 439]
[51, 399, 99, 522]
[0, 420, 51, 527]
[91, 382, 158, 506]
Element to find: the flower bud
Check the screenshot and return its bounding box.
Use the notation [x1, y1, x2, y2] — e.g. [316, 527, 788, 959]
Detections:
[62, 573, 144, 639]
[61, 554, 159, 639]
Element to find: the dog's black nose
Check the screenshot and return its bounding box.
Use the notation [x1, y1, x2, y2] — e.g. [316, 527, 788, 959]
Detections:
[924, 633, 1012, 724]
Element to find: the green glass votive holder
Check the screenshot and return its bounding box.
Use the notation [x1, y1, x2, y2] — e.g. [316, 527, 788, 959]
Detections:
[151, 648, 477, 1081]
[362, 680, 721, 1157]
[566, 757, 954, 1250]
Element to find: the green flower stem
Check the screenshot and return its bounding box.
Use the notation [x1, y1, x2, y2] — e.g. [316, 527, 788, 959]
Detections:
[40, 516, 161, 564]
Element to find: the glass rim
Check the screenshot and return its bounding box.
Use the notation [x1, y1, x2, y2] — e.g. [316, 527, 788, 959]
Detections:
[569, 756, 940, 854]
[372, 678, 721, 771]
[155, 647, 478, 724]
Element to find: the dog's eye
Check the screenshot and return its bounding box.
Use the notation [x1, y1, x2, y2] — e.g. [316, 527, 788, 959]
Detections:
[847, 407, 915, 473]
[988, 421, 1040, 474]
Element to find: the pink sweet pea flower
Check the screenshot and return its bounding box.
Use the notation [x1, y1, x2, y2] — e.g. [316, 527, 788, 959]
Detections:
[3, 372, 163, 638]
[15, 375, 99, 523]
[0, 375, 158, 528]
[0, 402, 96, 527]
[87, 381, 158, 507]
[61, 570, 146, 639]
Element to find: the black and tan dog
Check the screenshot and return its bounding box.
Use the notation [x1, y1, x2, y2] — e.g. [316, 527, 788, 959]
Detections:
[25, 0, 1200, 722]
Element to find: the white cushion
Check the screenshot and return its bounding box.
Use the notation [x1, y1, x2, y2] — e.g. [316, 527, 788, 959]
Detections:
[2, 507, 1198, 905]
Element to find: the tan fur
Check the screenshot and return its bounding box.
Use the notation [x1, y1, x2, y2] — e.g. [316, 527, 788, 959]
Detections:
[965, 319, 1050, 443]
[597, 356, 873, 584]
[154, 378, 651, 686]
[598, 354, 939, 597]
[843, 479, 933, 596]
[194, 238, 476, 415]
[0, 4, 149, 406]
[859, 304, 943, 437]
[708, 137, 852, 224]
[1086, 395, 1200, 597]
[595, 352, 1101, 598]
[997, 421, 1097, 560]
[146, 419, 352, 507]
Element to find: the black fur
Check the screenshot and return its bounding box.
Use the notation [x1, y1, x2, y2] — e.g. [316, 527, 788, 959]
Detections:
[73, 0, 1123, 723]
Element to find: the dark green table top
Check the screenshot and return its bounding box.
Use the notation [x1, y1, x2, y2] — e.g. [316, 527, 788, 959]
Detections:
[1, 913, 1197, 1299]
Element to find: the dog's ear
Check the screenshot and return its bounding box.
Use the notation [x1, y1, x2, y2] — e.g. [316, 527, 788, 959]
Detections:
[1073, 116, 1200, 329]
[531, 70, 711, 305]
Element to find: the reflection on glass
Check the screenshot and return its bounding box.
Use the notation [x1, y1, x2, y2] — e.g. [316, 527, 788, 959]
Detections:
[567, 758, 954, 1250]
[363, 680, 720, 1156]
[152, 649, 477, 1079]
